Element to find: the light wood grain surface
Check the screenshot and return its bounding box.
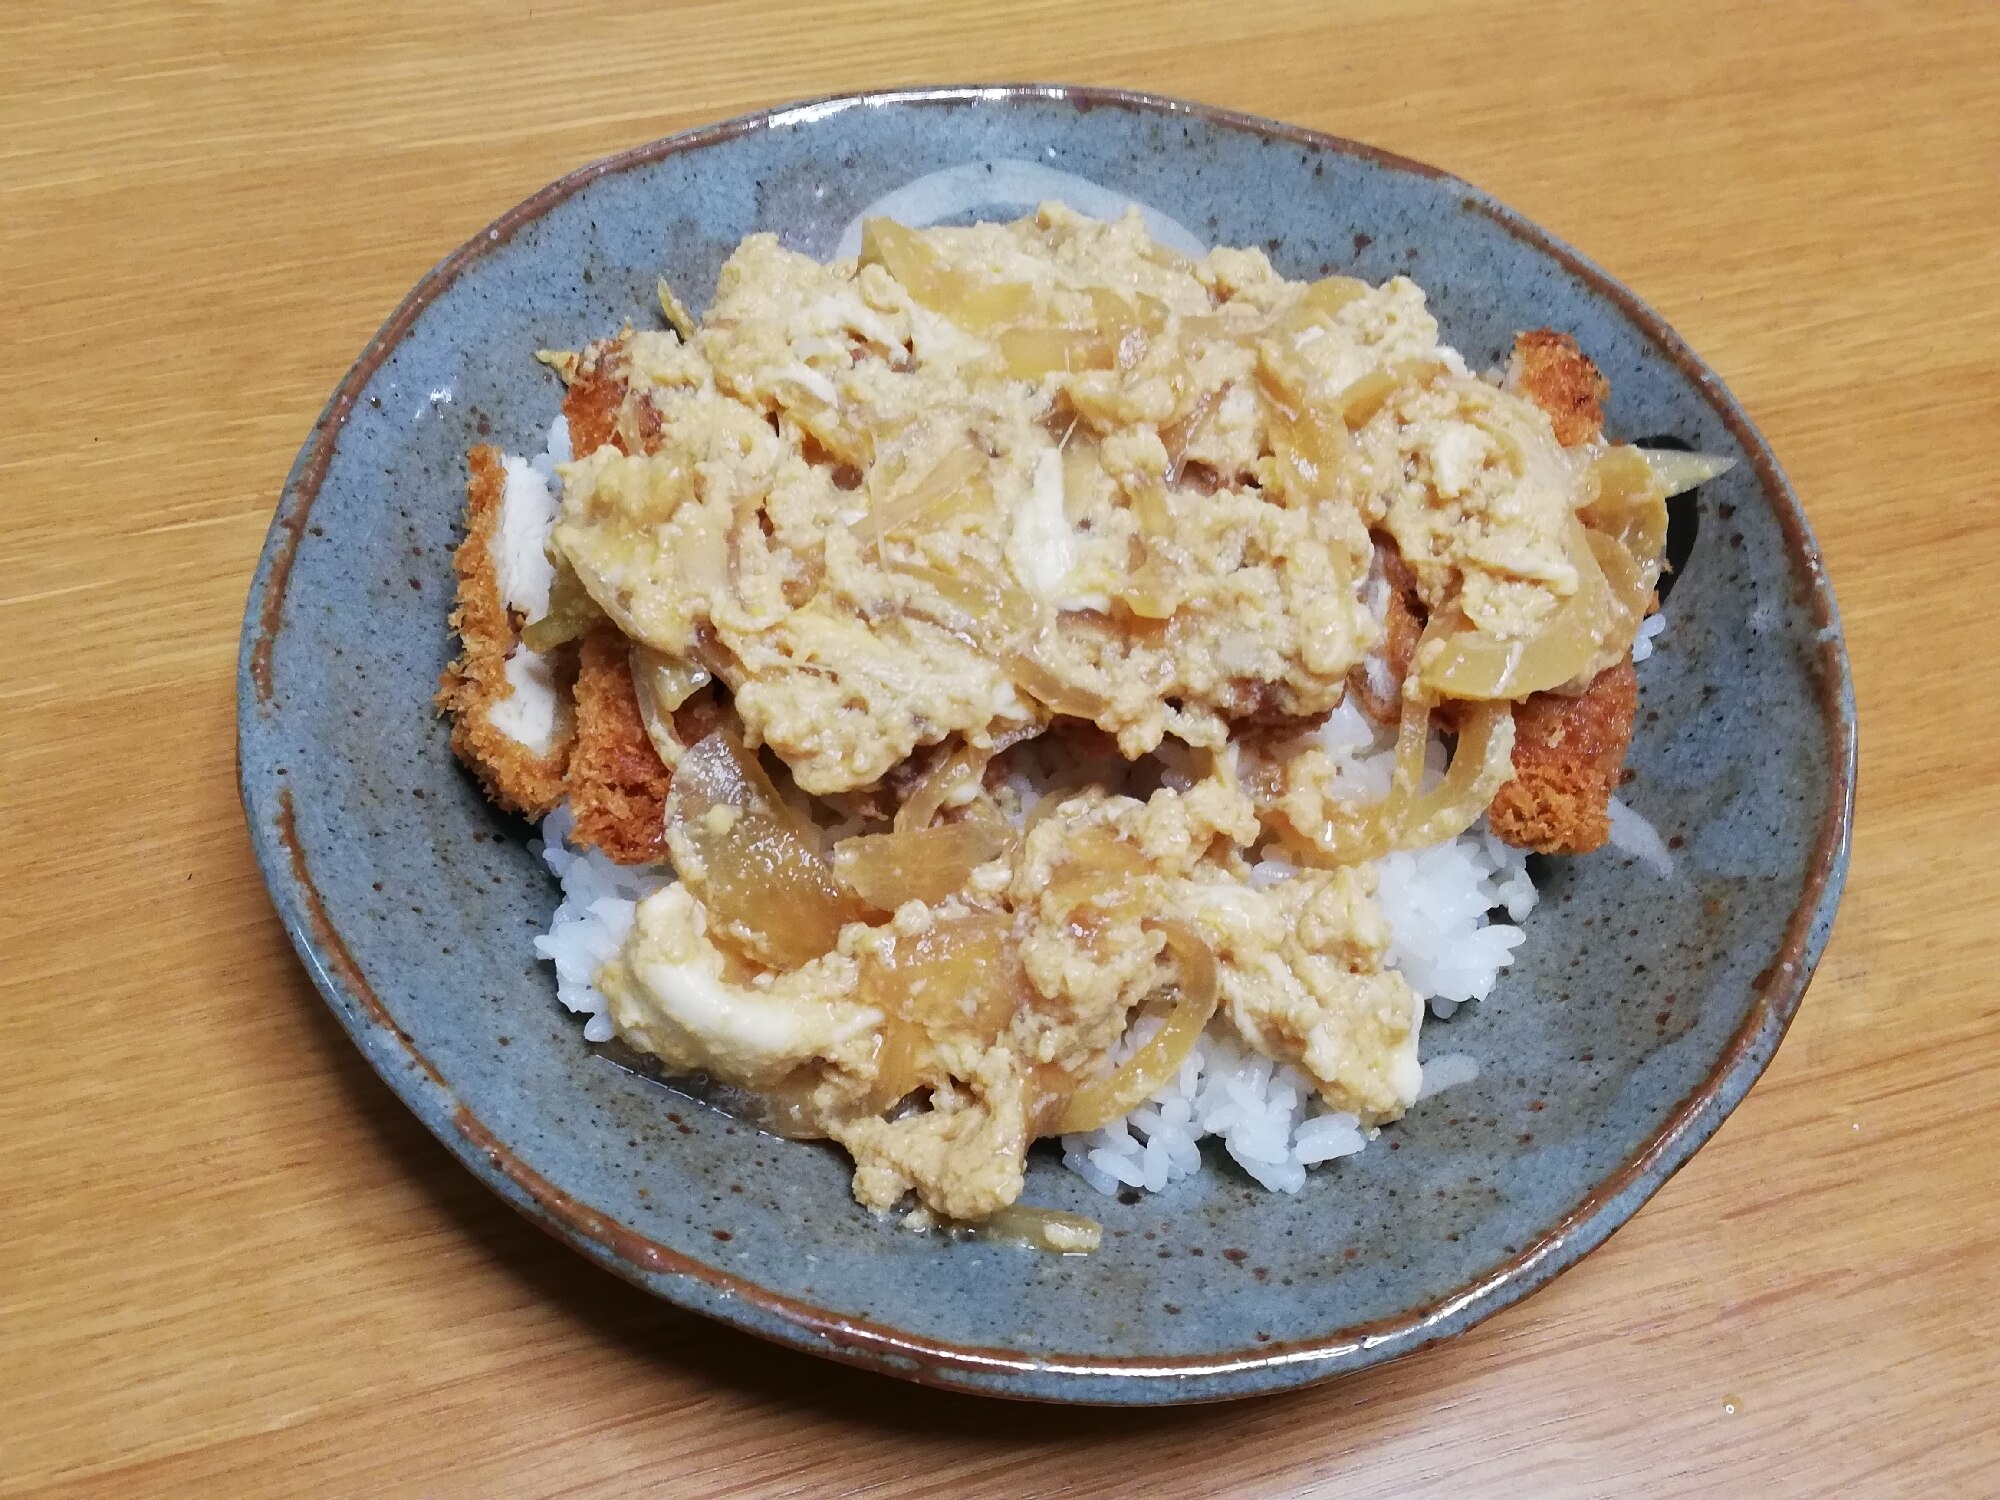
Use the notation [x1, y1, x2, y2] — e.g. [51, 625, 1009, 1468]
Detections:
[5, 1, 1996, 1493]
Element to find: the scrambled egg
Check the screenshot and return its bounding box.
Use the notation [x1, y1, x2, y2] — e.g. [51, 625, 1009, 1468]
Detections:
[513, 205, 1627, 1227]
[551, 206, 1590, 792]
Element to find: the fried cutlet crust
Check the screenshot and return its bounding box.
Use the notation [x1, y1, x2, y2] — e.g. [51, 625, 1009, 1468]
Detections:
[437, 445, 573, 818]
[1485, 330, 1639, 853]
[562, 334, 662, 458]
[1506, 329, 1609, 448]
[569, 627, 673, 864]
[450, 335, 705, 862]
[1487, 658, 1636, 854]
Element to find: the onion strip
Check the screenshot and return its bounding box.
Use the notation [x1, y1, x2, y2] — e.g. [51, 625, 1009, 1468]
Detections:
[1417, 515, 1612, 700]
[894, 742, 990, 832]
[835, 820, 1009, 908]
[1638, 447, 1736, 497]
[628, 644, 711, 768]
[1008, 636, 1111, 720]
[1394, 702, 1517, 850]
[664, 730, 870, 970]
[1056, 920, 1220, 1134]
[832, 160, 1207, 262]
[1283, 695, 1516, 866]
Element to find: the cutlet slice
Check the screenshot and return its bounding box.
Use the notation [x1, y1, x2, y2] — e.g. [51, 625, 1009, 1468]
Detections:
[568, 628, 672, 865]
[1505, 329, 1609, 447]
[437, 445, 573, 818]
[1487, 331, 1642, 854]
[552, 333, 663, 459]
[1487, 659, 1637, 854]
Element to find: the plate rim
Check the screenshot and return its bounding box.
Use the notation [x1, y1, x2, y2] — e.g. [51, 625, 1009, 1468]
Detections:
[236, 82, 1857, 1404]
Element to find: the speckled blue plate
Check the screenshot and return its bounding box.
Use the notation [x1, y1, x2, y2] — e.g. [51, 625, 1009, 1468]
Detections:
[238, 86, 1854, 1404]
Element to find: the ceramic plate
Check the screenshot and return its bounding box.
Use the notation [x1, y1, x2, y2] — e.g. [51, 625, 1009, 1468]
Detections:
[238, 86, 1854, 1404]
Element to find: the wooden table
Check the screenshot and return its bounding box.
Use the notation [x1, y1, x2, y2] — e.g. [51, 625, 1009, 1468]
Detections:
[6, 2, 1994, 1493]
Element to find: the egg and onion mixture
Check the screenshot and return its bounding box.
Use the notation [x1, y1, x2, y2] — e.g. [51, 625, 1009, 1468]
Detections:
[482, 204, 1679, 1235]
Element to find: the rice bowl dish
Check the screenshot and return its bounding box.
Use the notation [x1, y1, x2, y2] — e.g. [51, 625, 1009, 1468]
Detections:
[239, 87, 1852, 1401]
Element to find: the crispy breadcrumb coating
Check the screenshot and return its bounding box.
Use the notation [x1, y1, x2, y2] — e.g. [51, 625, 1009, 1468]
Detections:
[436, 446, 572, 817]
[1487, 658, 1637, 854]
[1480, 331, 1640, 853]
[1506, 329, 1609, 448]
[568, 627, 672, 864]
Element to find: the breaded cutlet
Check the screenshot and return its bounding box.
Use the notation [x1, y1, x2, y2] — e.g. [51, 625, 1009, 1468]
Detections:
[568, 627, 672, 865]
[1506, 329, 1610, 448]
[1487, 329, 1640, 854]
[436, 445, 573, 818]
[560, 333, 662, 458]
[1486, 658, 1637, 854]
[1351, 539, 1425, 725]
[444, 336, 689, 861]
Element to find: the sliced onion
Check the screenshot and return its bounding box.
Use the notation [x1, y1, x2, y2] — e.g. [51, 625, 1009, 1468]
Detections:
[1638, 447, 1736, 497]
[1282, 695, 1513, 865]
[1260, 380, 1354, 507]
[1116, 551, 1182, 620]
[889, 557, 1043, 651]
[860, 218, 1036, 332]
[999, 324, 1117, 379]
[1113, 477, 1183, 616]
[994, 289, 1160, 380]
[1007, 636, 1112, 720]
[629, 644, 711, 767]
[1584, 446, 1670, 573]
[678, 503, 731, 599]
[1418, 515, 1612, 701]
[1331, 368, 1400, 429]
[632, 645, 711, 712]
[1263, 277, 1370, 357]
[1124, 475, 1176, 539]
[519, 557, 604, 652]
[1394, 702, 1517, 849]
[1569, 529, 1654, 680]
[833, 160, 1208, 262]
[665, 730, 871, 970]
[834, 820, 1010, 909]
[1056, 920, 1220, 1133]
[1020, 771, 1099, 839]
[894, 741, 993, 832]
[1590, 531, 1651, 641]
[859, 911, 1026, 1112]
[655, 277, 696, 340]
[849, 445, 991, 550]
[1044, 827, 1152, 917]
[1162, 389, 1219, 482]
[1283, 689, 1427, 865]
[1297, 274, 1372, 319]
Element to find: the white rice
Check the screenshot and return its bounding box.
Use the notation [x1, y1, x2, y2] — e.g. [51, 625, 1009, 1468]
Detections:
[1631, 611, 1668, 663]
[530, 806, 667, 1043]
[1607, 796, 1675, 878]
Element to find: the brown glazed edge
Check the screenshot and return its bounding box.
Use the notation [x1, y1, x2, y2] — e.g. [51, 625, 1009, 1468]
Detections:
[240, 84, 1857, 1403]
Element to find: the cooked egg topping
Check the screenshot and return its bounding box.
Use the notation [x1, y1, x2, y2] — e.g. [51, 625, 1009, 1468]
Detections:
[526, 206, 1678, 1227]
[549, 205, 1591, 796]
